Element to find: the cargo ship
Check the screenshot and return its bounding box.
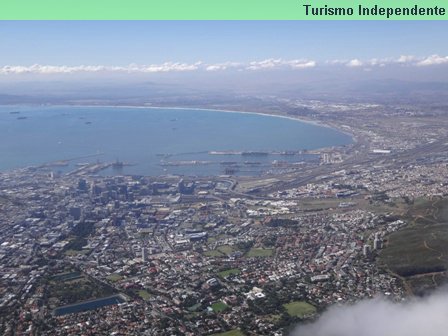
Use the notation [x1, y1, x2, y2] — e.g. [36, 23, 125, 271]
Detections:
[241, 151, 269, 156]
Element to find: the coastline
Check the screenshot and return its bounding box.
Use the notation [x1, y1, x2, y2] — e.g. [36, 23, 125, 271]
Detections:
[0, 103, 357, 173]
[1, 103, 356, 142]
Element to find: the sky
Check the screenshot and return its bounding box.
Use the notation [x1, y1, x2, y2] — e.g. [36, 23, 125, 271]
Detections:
[0, 21, 447, 91]
[1, 21, 447, 66]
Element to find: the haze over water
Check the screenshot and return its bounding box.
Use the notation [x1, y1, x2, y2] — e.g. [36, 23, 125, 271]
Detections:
[0, 106, 352, 176]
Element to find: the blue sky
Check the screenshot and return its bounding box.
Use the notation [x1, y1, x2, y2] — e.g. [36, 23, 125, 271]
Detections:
[1, 21, 447, 66]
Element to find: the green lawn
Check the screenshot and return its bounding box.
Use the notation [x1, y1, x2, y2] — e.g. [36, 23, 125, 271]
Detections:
[283, 301, 316, 317]
[65, 249, 90, 256]
[217, 245, 235, 254]
[205, 245, 236, 257]
[52, 271, 82, 282]
[218, 268, 241, 278]
[212, 330, 244, 336]
[207, 237, 217, 243]
[379, 198, 448, 278]
[211, 301, 229, 313]
[106, 274, 123, 282]
[187, 303, 201, 312]
[267, 314, 281, 322]
[299, 198, 343, 211]
[137, 290, 151, 300]
[204, 249, 224, 257]
[246, 248, 273, 257]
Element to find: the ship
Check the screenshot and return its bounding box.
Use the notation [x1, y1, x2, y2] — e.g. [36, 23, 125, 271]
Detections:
[112, 160, 124, 169]
[160, 160, 212, 166]
[241, 151, 269, 156]
[224, 167, 238, 175]
[209, 151, 242, 155]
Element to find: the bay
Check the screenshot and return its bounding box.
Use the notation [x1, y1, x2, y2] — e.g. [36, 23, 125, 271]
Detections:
[0, 106, 352, 176]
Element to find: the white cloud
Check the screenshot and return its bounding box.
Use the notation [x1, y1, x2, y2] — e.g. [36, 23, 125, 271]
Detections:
[325, 55, 448, 68]
[0, 62, 202, 75]
[0, 64, 117, 74]
[246, 58, 316, 71]
[1, 54, 447, 75]
[205, 62, 241, 71]
[417, 54, 448, 66]
[349, 55, 448, 68]
[346, 59, 363, 67]
[0, 59, 316, 75]
[293, 289, 448, 336]
[289, 60, 316, 69]
[397, 55, 417, 64]
[142, 62, 202, 73]
[205, 65, 225, 71]
[246, 58, 283, 70]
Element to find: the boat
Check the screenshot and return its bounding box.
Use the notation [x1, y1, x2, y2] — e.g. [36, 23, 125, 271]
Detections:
[112, 160, 124, 169]
[209, 151, 241, 155]
[241, 151, 269, 156]
[224, 167, 238, 175]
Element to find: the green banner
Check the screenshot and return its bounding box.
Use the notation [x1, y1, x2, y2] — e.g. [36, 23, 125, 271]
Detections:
[0, 0, 447, 20]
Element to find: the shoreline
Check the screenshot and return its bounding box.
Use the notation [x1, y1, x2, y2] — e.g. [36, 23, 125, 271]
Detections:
[0, 103, 357, 174]
[1, 103, 356, 142]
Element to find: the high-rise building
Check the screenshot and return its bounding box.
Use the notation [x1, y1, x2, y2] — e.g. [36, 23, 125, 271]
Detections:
[78, 178, 88, 191]
[69, 206, 82, 221]
[374, 238, 382, 250]
[142, 247, 148, 262]
[178, 179, 195, 194]
[363, 244, 371, 257]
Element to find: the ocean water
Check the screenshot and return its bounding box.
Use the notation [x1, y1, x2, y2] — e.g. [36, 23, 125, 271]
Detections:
[0, 106, 352, 176]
